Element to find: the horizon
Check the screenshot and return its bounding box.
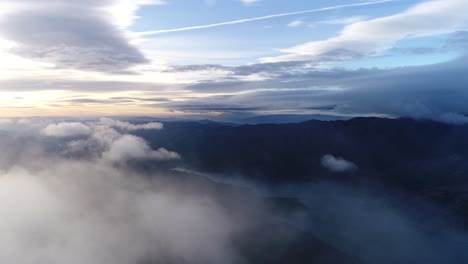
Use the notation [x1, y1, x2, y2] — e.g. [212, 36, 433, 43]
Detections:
[2, 2, 468, 263]
[0, 0, 467, 123]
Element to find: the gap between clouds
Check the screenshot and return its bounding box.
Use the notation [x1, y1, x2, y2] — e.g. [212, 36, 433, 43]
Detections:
[139, 0, 396, 36]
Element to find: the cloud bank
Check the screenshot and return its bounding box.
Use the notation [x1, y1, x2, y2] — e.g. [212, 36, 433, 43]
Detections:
[103, 134, 180, 162]
[41, 122, 91, 137]
[0, 0, 160, 71]
[99, 117, 163, 131]
[264, 0, 468, 62]
[39, 118, 179, 163]
[0, 151, 240, 264]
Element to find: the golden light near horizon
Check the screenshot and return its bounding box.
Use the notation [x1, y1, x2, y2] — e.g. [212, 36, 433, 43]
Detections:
[0, 0, 464, 121]
[0, 90, 169, 117]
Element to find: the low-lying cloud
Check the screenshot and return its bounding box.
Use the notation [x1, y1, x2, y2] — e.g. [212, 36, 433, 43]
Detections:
[0, 152, 240, 264]
[54, 118, 180, 163]
[0, 119, 264, 264]
[99, 117, 163, 131]
[2, 118, 468, 263]
[103, 134, 180, 162]
[321, 154, 357, 172]
[41, 122, 91, 137]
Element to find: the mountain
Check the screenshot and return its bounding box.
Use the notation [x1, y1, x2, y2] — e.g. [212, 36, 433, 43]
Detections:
[135, 117, 468, 190]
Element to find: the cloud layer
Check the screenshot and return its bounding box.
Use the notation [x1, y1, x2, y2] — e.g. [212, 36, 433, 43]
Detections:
[0, 151, 239, 264]
[263, 0, 468, 62]
[41, 122, 91, 137]
[40, 118, 180, 163]
[0, 0, 156, 71]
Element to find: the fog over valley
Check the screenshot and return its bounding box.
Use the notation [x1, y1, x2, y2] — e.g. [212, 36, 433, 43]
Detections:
[1, 0, 468, 263]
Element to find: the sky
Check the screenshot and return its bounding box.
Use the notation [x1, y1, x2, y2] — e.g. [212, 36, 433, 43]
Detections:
[0, 0, 467, 123]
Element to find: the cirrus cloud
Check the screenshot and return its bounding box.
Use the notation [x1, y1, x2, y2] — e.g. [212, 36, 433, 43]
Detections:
[263, 0, 468, 63]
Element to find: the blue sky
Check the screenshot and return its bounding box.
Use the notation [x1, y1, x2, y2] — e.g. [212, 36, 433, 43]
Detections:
[0, 0, 466, 123]
[133, 0, 427, 65]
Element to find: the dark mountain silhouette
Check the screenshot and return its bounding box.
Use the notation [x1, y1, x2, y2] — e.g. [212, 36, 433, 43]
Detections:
[135, 117, 468, 191]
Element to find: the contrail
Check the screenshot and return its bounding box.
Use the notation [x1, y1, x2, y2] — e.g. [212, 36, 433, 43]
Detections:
[138, 0, 396, 36]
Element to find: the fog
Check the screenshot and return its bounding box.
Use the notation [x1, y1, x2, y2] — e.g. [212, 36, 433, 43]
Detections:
[0, 119, 256, 264]
[1, 118, 468, 264]
[268, 182, 468, 264]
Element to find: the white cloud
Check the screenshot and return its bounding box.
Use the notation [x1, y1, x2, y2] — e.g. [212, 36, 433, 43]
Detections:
[321, 154, 357, 173]
[288, 20, 303, 28]
[240, 0, 261, 6]
[106, 0, 166, 28]
[0, 0, 163, 71]
[41, 122, 91, 137]
[99, 117, 163, 131]
[103, 134, 180, 162]
[0, 149, 242, 264]
[17, 118, 32, 125]
[319, 16, 368, 25]
[60, 118, 180, 163]
[0, 118, 12, 125]
[263, 0, 468, 62]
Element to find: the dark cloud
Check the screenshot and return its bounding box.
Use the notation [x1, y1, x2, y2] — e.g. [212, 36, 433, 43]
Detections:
[0, 38, 465, 124]
[0, 1, 148, 72]
[167, 56, 468, 124]
[109, 97, 172, 102]
[445, 31, 468, 50]
[65, 98, 133, 104]
[388, 47, 440, 55]
[0, 79, 179, 92]
[166, 61, 312, 77]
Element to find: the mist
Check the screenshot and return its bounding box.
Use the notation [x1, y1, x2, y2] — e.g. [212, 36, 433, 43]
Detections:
[279, 182, 468, 264]
[2, 118, 468, 264]
[0, 119, 260, 264]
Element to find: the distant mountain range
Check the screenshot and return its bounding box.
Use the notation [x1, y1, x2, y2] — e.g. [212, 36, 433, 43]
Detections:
[130, 116, 468, 263]
[135, 117, 467, 188]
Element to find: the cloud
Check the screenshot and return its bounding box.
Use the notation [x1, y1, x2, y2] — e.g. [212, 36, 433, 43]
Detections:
[99, 117, 163, 131]
[61, 118, 180, 163]
[139, 0, 395, 36]
[0, 0, 160, 71]
[2, 118, 468, 263]
[263, 0, 468, 62]
[0, 118, 12, 125]
[0, 123, 323, 264]
[166, 60, 310, 77]
[103, 134, 180, 162]
[321, 154, 357, 172]
[162, 55, 468, 124]
[287, 20, 303, 28]
[319, 16, 368, 25]
[0, 146, 242, 264]
[240, 0, 261, 6]
[41, 122, 91, 137]
[289, 182, 468, 264]
[17, 118, 32, 125]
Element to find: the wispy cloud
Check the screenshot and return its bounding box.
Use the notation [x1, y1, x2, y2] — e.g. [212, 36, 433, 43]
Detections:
[263, 0, 468, 63]
[139, 0, 396, 36]
[288, 20, 303, 27]
[240, 0, 262, 6]
[319, 15, 368, 25]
